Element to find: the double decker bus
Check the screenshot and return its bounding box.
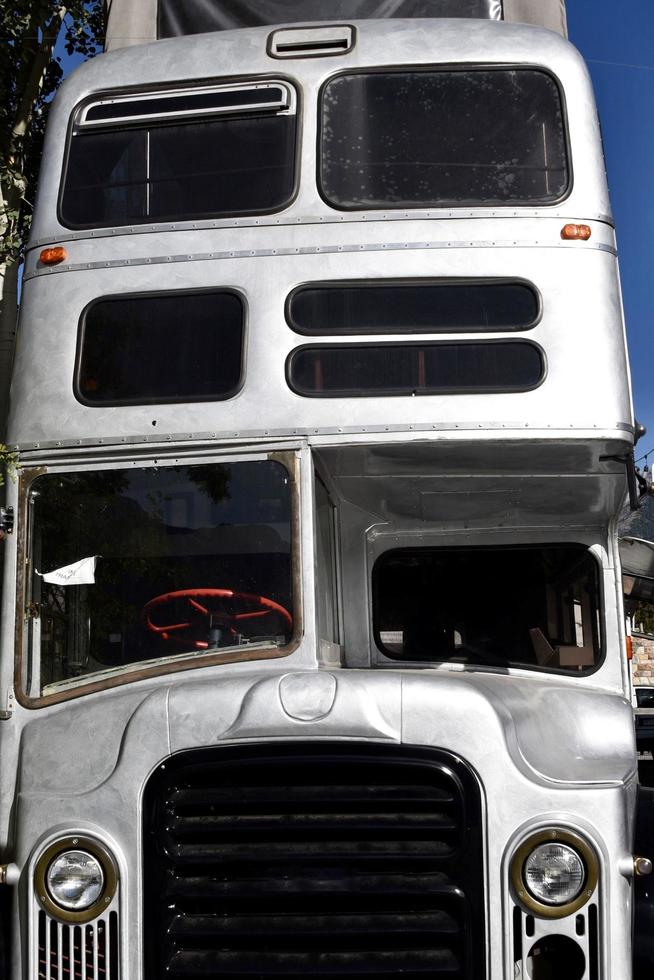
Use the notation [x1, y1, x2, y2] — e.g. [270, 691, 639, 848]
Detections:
[0, 2, 649, 978]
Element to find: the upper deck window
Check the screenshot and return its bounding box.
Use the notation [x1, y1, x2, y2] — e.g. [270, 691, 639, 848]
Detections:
[320, 69, 569, 209]
[288, 340, 544, 396]
[76, 290, 244, 405]
[61, 82, 297, 228]
[287, 280, 540, 334]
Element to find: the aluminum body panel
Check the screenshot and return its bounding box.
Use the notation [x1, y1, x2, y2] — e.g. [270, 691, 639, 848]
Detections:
[10, 240, 632, 447]
[30, 20, 608, 245]
[0, 667, 635, 978]
[103, 0, 567, 50]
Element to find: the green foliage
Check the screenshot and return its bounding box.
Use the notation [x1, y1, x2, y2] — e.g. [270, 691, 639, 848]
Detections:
[0, 444, 17, 486]
[1, 1, 103, 264]
[633, 601, 654, 637]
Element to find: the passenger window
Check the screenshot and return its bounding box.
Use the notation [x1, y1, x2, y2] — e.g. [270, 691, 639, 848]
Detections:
[287, 341, 544, 396]
[287, 280, 540, 334]
[61, 81, 297, 227]
[321, 69, 569, 209]
[373, 545, 601, 672]
[76, 290, 244, 405]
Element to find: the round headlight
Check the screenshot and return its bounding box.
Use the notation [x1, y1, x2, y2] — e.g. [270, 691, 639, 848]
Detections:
[523, 842, 585, 905]
[510, 828, 599, 919]
[46, 850, 105, 911]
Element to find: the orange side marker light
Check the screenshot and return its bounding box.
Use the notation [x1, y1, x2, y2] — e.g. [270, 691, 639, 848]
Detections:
[626, 635, 633, 661]
[561, 223, 592, 241]
[39, 246, 68, 265]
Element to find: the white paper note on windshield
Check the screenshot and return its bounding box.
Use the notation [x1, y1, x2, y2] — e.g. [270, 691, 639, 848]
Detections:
[36, 556, 98, 586]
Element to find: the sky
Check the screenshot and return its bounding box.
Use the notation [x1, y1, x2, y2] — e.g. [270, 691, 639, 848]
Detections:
[566, 1, 654, 466]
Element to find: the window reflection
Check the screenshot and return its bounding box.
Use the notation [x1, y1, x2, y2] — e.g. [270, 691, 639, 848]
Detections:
[27, 461, 293, 694]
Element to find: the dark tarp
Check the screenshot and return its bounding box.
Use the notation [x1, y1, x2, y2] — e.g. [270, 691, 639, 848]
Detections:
[158, 0, 503, 37]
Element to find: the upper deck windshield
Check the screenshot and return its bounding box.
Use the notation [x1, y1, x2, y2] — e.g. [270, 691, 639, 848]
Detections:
[24, 459, 294, 699]
[321, 69, 569, 209]
[374, 545, 601, 673]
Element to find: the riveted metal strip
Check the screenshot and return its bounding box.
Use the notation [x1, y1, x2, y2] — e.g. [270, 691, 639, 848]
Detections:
[26, 209, 616, 249]
[24, 238, 617, 280]
[11, 420, 632, 455]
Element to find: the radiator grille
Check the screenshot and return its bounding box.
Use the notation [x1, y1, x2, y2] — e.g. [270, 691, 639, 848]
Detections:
[37, 910, 119, 980]
[143, 743, 485, 979]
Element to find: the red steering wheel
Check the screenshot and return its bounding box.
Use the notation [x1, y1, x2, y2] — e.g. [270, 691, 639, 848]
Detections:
[142, 588, 292, 650]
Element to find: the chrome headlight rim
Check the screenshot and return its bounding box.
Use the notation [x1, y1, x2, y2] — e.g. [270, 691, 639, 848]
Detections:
[510, 828, 598, 919]
[35, 835, 118, 924]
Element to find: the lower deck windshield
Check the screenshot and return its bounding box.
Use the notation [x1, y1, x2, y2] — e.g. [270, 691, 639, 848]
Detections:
[25, 460, 293, 695]
[374, 545, 601, 672]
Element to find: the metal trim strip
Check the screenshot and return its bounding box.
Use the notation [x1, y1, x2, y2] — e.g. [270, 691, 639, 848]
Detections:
[10, 422, 634, 455]
[27, 211, 616, 249]
[24, 239, 617, 281]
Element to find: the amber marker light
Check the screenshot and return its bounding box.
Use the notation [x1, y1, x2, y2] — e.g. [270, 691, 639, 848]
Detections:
[561, 223, 592, 241]
[626, 635, 633, 661]
[39, 246, 68, 265]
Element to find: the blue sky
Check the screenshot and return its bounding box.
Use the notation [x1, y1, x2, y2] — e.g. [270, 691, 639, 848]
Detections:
[567, 1, 654, 463]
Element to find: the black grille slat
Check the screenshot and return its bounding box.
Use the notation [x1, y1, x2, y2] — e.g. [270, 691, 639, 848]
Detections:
[168, 947, 461, 975]
[168, 909, 460, 938]
[170, 784, 455, 806]
[144, 744, 485, 979]
[168, 838, 453, 861]
[164, 870, 458, 900]
[168, 810, 458, 832]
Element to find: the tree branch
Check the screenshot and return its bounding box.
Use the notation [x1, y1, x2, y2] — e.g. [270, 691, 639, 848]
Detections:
[8, 5, 68, 165]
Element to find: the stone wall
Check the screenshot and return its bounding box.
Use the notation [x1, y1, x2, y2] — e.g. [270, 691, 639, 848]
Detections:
[632, 633, 654, 685]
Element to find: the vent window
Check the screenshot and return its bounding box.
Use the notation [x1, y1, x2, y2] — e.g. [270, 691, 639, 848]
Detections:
[61, 81, 297, 227]
[76, 290, 244, 405]
[320, 69, 569, 209]
[287, 280, 540, 334]
[287, 341, 544, 396]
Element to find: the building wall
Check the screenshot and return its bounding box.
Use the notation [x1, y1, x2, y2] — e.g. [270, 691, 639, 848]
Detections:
[633, 632, 654, 684]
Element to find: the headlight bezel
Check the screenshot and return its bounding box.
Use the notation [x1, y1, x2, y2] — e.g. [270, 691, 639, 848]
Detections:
[35, 835, 118, 924]
[510, 827, 599, 919]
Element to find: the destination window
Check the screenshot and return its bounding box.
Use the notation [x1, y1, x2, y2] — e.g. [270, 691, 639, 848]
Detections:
[287, 341, 544, 396]
[61, 81, 297, 227]
[22, 459, 294, 700]
[287, 280, 540, 334]
[320, 69, 569, 209]
[76, 290, 244, 405]
[374, 545, 601, 673]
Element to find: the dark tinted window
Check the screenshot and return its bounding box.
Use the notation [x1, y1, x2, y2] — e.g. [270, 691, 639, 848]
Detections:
[77, 291, 244, 405]
[321, 70, 568, 208]
[374, 546, 601, 672]
[636, 688, 654, 709]
[288, 341, 543, 396]
[62, 99, 296, 227]
[288, 280, 539, 334]
[28, 461, 293, 694]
